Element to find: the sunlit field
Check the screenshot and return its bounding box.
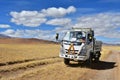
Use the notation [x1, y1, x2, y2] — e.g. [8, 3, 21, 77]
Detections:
[0, 43, 118, 64]
[101, 45, 120, 59]
[0, 41, 120, 80]
[0, 43, 60, 63]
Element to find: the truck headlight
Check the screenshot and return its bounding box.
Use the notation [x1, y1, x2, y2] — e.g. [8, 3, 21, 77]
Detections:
[60, 47, 64, 54]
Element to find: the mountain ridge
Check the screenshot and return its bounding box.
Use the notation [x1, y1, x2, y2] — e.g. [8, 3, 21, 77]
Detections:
[0, 34, 11, 38]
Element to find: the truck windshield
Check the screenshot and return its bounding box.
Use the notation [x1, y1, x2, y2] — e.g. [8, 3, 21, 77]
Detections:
[63, 31, 86, 41]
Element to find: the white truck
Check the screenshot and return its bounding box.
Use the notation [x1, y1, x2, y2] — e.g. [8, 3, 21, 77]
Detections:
[59, 28, 102, 65]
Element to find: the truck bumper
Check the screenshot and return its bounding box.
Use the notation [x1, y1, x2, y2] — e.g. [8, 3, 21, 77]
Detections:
[59, 53, 87, 61]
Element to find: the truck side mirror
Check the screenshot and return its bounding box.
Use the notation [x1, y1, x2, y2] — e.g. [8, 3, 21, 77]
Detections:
[92, 30, 94, 36]
[56, 33, 59, 41]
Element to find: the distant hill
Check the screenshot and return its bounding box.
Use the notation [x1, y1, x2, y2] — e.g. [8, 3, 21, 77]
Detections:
[0, 34, 11, 38]
[0, 38, 58, 44]
[0, 34, 118, 45]
[103, 43, 120, 46]
[0, 34, 58, 44]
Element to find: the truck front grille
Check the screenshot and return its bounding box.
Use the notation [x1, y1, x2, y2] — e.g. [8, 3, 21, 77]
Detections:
[65, 49, 78, 54]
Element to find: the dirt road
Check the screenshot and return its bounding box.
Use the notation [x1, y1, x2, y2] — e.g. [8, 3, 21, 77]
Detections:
[0, 50, 120, 80]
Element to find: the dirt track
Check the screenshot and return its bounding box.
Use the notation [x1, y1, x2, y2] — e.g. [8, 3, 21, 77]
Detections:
[0, 50, 120, 80]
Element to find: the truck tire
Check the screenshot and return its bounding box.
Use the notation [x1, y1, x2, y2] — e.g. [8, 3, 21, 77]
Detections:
[89, 55, 92, 65]
[64, 58, 70, 65]
[94, 52, 101, 63]
[94, 57, 99, 63]
[87, 53, 93, 68]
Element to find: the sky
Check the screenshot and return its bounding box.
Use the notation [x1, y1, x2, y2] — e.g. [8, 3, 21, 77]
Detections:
[0, 0, 120, 44]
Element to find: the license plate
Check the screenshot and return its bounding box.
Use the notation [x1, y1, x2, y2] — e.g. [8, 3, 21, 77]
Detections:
[68, 55, 74, 58]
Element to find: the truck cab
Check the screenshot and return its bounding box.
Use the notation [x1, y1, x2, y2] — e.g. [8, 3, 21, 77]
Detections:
[59, 28, 102, 65]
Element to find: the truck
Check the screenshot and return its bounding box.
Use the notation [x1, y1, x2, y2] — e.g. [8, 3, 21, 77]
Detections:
[59, 28, 102, 65]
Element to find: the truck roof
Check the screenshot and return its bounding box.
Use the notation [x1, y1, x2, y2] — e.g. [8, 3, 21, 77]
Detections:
[71, 27, 93, 32]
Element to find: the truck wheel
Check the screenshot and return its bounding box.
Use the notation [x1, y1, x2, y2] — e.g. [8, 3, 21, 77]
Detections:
[64, 58, 70, 65]
[89, 56, 93, 65]
[87, 54, 93, 68]
[94, 52, 101, 63]
[94, 57, 99, 63]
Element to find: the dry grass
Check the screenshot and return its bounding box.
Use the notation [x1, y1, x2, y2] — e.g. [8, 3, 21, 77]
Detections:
[0, 42, 119, 80]
[101, 45, 120, 60]
[0, 43, 62, 80]
[0, 43, 119, 64]
[15, 62, 88, 80]
[100, 46, 112, 59]
[15, 45, 120, 80]
[0, 43, 60, 63]
[0, 58, 61, 73]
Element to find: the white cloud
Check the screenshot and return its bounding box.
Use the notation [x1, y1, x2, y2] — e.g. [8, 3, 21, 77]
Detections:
[73, 12, 120, 38]
[8, 8, 120, 44]
[10, 6, 76, 27]
[51, 12, 120, 43]
[10, 11, 47, 27]
[1, 29, 15, 35]
[23, 29, 55, 40]
[0, 24, 10, 28]
[46, 18, 71, 26]
[1, 29, 25, 37]
[13, 30, 25, 37]
[41, 6, 76, 17]
[0, 29, 55, 41]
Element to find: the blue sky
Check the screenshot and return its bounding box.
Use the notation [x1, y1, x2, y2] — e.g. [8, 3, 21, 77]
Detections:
[0, 0, 120, 44]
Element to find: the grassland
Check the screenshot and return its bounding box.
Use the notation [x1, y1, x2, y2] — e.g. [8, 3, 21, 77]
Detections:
[0, 43, 60, 63]
[0, 41, 61, 79]
[101, 45, 120, 59]
[0, 41, 118, 67]
[0, 41, 119, 66]
[0, 39, 120, 80]
[16, 45, 120, 80]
